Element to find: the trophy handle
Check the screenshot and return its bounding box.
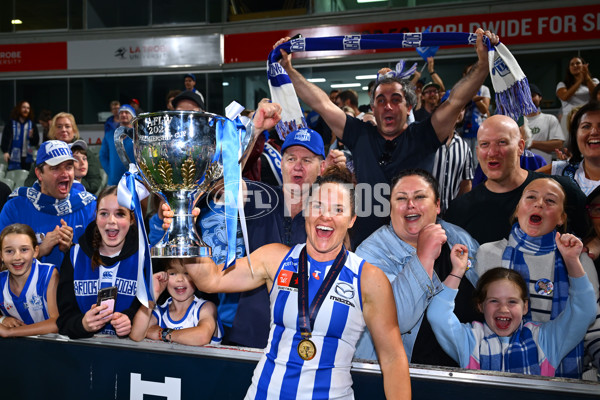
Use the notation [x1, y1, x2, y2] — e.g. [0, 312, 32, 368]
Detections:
[114, 126, 134, 167]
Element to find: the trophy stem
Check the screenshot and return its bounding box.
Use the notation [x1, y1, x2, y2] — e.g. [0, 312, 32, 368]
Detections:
[151, 190, 212, 258]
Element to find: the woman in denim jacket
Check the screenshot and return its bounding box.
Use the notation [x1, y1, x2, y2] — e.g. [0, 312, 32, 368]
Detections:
[354, 169, 480, 366]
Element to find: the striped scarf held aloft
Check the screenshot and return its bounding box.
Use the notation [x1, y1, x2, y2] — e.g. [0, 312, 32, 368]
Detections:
[501, 223, 584, 378]
[267, 32, 537, 139]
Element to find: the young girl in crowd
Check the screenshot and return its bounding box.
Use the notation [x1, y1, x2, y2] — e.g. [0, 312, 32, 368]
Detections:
[130, 259, 223, 346]
[427, 242, 596, 376]
[56, 186, 142, 338]
[0, 223, 59, 337]
[473, 177, 600, 378]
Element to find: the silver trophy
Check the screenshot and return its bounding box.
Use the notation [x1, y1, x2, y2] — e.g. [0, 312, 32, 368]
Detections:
[115, 111, 223, 258]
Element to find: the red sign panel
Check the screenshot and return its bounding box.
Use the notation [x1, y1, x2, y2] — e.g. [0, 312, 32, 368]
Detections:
[225, 5, 600, 64]
[0, 42, 67, 72]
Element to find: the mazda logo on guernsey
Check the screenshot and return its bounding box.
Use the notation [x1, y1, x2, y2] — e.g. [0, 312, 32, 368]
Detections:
[334, 282, 355, 299]
[206, 180, 279, 220]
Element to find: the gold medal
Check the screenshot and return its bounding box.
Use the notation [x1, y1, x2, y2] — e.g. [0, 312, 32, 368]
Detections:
[297, 338, 317, 361]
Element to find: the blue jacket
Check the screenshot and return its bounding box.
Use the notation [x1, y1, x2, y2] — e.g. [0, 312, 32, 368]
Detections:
[354, 219, 479, 361]
[100, 126, 134, 186]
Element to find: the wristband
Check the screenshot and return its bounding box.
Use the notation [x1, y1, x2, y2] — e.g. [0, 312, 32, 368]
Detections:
[0, 316, 5, 324]
[161, 328, 173, 343]
[430, 70, 436, 75]
[449, 273, 463, 280]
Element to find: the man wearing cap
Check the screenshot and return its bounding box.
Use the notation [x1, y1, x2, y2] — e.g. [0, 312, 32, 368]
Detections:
[0, 140, 96, 267]
[100, 104, 136, 186]
[524, 83, 564, 164]
[130, 98, 144, 114]
[183, 73, 205, 105]
[171, 90, 205, 112]
[413, 82, 441, 122]
[274, 29, 499, 247]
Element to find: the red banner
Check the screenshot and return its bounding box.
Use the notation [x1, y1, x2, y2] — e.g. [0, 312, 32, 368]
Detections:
[0, 42, 67, 72]
[224, 5, 600, 64]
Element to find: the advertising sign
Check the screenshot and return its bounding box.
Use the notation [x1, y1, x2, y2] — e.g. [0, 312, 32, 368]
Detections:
[224, 5, 600, 63]
[0, 42, 67, 72]
[67, 34, 222, 70]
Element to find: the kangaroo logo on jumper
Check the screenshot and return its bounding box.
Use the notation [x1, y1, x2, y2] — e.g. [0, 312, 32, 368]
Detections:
[312, 270, 321, 280]
[102, 271, 114, 280]
[334, 282, 355, 299]
[294, 129, 311, 142]
[27, 295, 44, 311]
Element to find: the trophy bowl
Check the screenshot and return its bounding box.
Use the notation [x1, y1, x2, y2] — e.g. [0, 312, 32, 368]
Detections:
[116, 110, 223, 258]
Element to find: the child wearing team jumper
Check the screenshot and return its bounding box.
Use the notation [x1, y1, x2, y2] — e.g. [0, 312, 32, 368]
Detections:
[0, 223, 59, 337]
[56, 186, 141, 338]
[426, 240, 596, 376]
[130, 259, 222, 346]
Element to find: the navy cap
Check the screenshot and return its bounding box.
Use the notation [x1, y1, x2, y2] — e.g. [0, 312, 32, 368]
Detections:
[529, 83, 542, 97]
[171, 90, 205, 111]
[37, 140, 76, 166]
[184, 73, 196, 81]
[280, 128, 325, 159]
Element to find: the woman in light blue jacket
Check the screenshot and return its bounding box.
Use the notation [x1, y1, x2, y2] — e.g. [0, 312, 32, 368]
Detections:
[354, 169, 480, 366]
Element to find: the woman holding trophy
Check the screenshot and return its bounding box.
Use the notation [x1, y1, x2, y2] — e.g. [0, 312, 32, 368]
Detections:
[178, 166, 410, 400]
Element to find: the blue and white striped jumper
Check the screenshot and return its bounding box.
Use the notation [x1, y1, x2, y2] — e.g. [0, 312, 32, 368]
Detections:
[245, 244, 366, 400]
[0, 259, 55, 324]
[153, 296, 224, 344]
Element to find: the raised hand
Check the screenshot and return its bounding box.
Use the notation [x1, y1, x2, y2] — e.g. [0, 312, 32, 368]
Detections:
[253, 100, 282, 132]
[274, 37, 293, 71]
[449, 243, 469, 277]
[556, 232, 584, 268]
[325, 149, 347, 170]
[153, 271, 168, 300]
[416, 223, 447, 277]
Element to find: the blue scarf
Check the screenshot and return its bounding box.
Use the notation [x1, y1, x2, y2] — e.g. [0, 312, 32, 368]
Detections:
[268, 32, 537, 138]
[11, 182, 96, 216]
[117, 166, 154, 308]
[9, 120, 33, 170]
[502, 223, 583, 378]
[479, 321, 540, 375]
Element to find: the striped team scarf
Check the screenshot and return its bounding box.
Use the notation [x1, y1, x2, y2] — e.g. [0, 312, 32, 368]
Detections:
[479, 321, 540, 374]
[11, 182, 96, 216]
[9, 120, 33, 170]
[267, 32, 537, 138]
[502, 223, 583, 378]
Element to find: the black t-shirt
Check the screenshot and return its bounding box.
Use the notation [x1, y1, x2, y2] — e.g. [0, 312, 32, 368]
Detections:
[411, 243, 482, 367]
[342, 115, 441, 247]
[413, 107, 432, 123]
[445, 170, 588, 244]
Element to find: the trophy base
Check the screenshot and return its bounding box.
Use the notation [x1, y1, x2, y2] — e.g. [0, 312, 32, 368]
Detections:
[151, 245, 212, 258]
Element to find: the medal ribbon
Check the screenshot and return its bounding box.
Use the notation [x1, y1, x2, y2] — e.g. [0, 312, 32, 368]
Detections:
[297, 245, 347, 338]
